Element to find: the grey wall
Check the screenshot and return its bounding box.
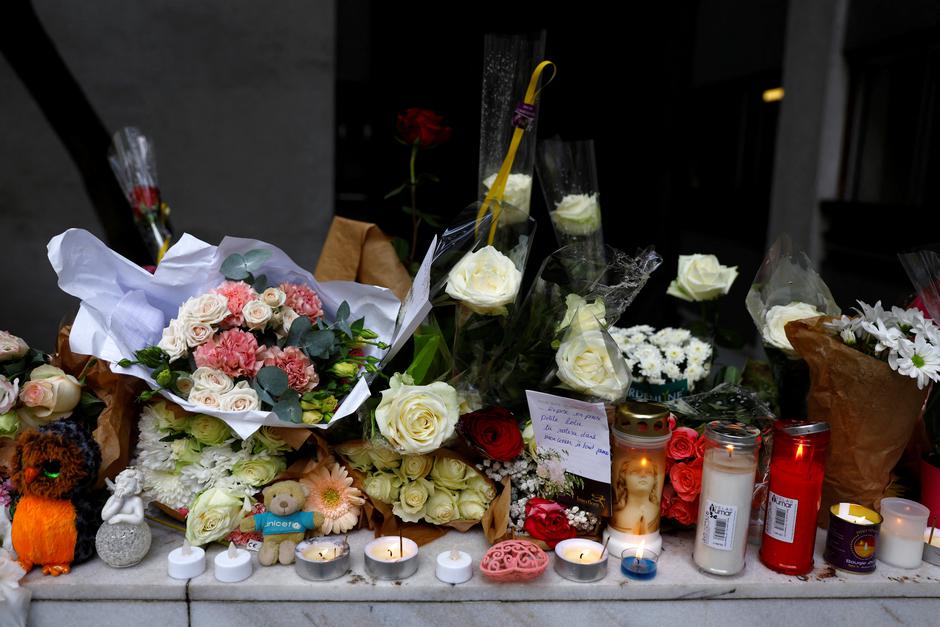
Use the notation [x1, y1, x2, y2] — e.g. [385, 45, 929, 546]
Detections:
[0, 0, 335, 349]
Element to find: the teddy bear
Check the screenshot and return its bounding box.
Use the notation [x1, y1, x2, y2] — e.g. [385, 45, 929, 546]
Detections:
[240, 480, 323, 566]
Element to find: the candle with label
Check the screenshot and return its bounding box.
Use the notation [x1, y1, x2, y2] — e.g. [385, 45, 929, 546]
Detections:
[167, 540, 206, 580]
[759, 420, 830, 575]
[878, 498, 929, 569]
[693, 421, 761, 576]
[213, 542, 252, 583]
[823, 503, 880, 573]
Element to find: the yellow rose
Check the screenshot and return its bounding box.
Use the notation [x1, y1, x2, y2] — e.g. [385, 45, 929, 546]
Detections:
[430, 456, 469, 491]
[185, 487, 250, 546]
[424, 487, 459, 525]
[457, 489, 488, 520]
[392, 478, 434, 523]
[188, 415, 232, 446]
[399, 455, 434, 481]
[363, 471, 402, 503]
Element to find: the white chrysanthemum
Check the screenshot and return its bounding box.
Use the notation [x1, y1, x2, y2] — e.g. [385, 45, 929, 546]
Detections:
[686, 339, 712, 362]
[137, 441, 176, 472]
[663, 361, 682, 380]
[686, 363, 706, 383]
[624, 325, 655, 336]
[663, 344, 685, 363]
[142, 468, 192, 510]
[893, 335, 940, 390]
[861, 318, 904, 353]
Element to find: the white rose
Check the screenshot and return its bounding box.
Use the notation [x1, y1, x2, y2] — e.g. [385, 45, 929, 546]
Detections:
[220, 385, 260, 412]
[555, 326, 631, 402]
[445, 246, 522, 315]
[762, 301, 823, 355]
[191, 367, 234, 394]
[551, 193, 602, 236]
[242, 300, 273, 331]
[261, 288, 287, 309]
[157, 319, 188, 361]
[280, 307, 299, 336]
[179, 293, 229, 325]
[0, 331, 29, 362]
[557, 294, 607, 331]
[666, 254, 738, 302]
[483, 172, 532, 219]
[189, 389, 222, 409]
[375, 374, 459, 455]
[183, 320, 215, 348]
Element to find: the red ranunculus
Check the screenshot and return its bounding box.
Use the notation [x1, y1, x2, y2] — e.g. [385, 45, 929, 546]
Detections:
[666, 426, 698, 460]
[668, 496, 698, 526]
[396, 108, 452, 147]
[459, 406, 524, 462]
[668, 457, 703, 502]
[523, 498, 576, 548]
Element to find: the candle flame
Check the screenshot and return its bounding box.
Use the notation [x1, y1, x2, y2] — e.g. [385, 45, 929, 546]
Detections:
[641, 458, 648, 467]
[637, 541, 645, 560]
[796, 443, 804, 460]
[451, 548, 461, 561]
[227, 541, 238, 559]
[726, 444, 734, 458]
[181, 540, 192, 557]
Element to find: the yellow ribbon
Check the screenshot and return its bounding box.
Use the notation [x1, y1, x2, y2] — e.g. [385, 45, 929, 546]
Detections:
[476, 60, 556, 244]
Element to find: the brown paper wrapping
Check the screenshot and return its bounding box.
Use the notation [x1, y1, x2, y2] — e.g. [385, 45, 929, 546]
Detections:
[333, 442, 499, 546]
[0, 326, 144, 487]
[786, 317, 930, 527]
[314, 216, 412, 301]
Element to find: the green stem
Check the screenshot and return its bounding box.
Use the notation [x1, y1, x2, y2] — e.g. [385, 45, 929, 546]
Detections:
[409, 143, 420, 264]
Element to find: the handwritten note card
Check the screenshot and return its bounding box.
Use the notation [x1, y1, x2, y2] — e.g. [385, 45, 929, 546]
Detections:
[525, 390, 611, 484]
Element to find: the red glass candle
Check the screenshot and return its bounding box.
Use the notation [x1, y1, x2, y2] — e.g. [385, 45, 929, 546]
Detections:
[759, 420, 830, 575]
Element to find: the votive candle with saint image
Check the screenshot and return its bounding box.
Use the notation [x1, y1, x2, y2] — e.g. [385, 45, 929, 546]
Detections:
[693, 421, 761, 576]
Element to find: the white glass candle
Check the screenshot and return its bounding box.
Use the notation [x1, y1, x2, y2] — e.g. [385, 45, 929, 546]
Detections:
[693, 421, 760, 576]
[213, 542, 252, 583]
[167, 541, 206, 580]
[878, 498, 929, 569]
[435, 548, 472, 584]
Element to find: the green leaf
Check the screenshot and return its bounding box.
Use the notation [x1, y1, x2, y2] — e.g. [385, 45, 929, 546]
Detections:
[421, 213, 442, 228]
[384, 183, 407, 200]
[252, 273, 268, 292]
[252, 380, 276, 407]
[273, 394, 302, 424]
[257, 366, 289, 396]
[336, 301, 351, 322]
[220, 253, 250, 280]
[243, 249, 272, 272]
[390, 237, 409, 263]
[406, 334, 442, 385]
[79, 391, 104, 409]
[302, 329, 335, 360]
[159, 432, 189, 442]
[401, 205, 416, 216]
[286, 316, 313, 346]
[134, 346, 169, 368]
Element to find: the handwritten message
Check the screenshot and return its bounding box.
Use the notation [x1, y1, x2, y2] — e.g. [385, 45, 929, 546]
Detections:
[525, 390, 611, 484]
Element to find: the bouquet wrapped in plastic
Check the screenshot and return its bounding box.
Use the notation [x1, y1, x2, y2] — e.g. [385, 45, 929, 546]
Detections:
[48, 229, 403, 439]
[108, 127, 173, 264]
[745, 235, 839, 418]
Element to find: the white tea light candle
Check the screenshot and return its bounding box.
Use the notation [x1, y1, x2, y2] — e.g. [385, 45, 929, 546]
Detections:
[167, 541, 205, 580]
[553, 538, 608, 582]
[879, 498, 929, 569]
[214, 542, 252, 583]
[364, 536, 419, 580]
[435, 548, 472, 584]
[295, 537, 350, 581]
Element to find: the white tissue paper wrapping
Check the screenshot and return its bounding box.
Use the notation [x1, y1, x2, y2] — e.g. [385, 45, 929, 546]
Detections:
[0, 548, 29, 627]
[47, 228, 405, 439]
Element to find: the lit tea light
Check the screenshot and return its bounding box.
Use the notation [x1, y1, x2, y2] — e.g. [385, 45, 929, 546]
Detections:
[295, 537, 350, 581]
[621, 541, 659, 580]
[364, 536, 419, 580]
[435, 547, 472, 584]
[553, 538, 608, 582]
[214, 542, 252, 583]
[167, 540, 206, 580]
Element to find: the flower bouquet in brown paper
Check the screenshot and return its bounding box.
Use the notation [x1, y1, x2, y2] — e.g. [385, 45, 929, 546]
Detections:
[786, 310, 938, 527]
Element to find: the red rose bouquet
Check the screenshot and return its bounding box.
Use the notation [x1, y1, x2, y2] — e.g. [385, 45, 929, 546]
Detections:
[523, 497, 576, 548]
[458, 407, 524, 462]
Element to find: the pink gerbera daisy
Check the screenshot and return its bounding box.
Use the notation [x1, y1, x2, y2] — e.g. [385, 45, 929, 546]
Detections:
[300, 463, 364, 534]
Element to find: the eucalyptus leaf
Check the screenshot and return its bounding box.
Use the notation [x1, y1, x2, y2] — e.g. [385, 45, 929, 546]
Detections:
[244, 249, 272, 272]
[286, 316, 313, 347]
[273, 394, 302, 424]
[252, 273, 268, 293]
[257, 365, 289, 396]
[220, 253, 250, 280]
[336, 301, 350, 321]
[302, 329, 335, 359]
[252, 380, 276, 407]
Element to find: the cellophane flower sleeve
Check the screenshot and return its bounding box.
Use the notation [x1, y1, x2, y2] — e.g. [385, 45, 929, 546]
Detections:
[536, 138, 605, 263]
[899, 246, 940, 319]
[745, 235, 840, 418]
[108, 127, 173, 264]
[477, 31, 546, 220]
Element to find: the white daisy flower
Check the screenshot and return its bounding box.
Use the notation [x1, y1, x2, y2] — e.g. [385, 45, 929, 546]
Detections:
[894, 334, 940, 390]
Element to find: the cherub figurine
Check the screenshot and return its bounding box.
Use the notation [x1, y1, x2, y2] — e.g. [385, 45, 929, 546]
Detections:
[101, 468, 145, 525]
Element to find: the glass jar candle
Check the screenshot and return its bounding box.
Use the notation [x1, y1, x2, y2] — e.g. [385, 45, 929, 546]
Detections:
[878, 498, 930, 569]
[693, 420, 761, 576]
[759, 420, 830, 575]
[605, 401, 671, 558]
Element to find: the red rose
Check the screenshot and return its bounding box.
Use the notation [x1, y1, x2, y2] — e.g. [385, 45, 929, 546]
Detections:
[523, 498, 576, 548]
[666, 426, 698, 460]
[668, 496, 699, 526]
[459, 407, 524, 462]
[668, 457, 703, 502]
[693, 434, 708, 459]
[660, 484, 676, 519]
[396, 108, 452, 148]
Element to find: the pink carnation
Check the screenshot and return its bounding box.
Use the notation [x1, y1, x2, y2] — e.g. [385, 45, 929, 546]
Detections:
[214, 281, 257, 328]
[261, 345, 319, 392]
[280, 282, 323, 322]
[194, 328, 262, 378]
